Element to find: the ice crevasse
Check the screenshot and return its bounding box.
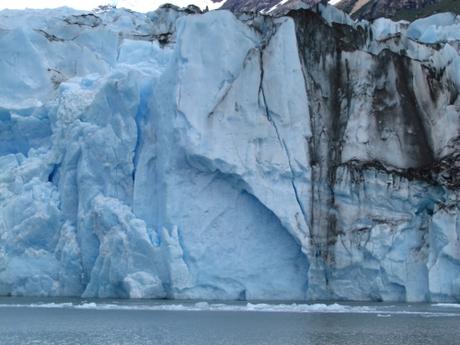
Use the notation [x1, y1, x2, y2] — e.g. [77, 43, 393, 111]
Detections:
[0, 3, 458, 302]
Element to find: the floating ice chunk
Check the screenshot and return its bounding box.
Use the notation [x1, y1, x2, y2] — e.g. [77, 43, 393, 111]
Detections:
[432, 303, 460, 308]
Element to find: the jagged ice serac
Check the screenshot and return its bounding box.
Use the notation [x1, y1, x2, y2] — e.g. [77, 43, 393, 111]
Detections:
[0, 2, 458, 302]
[0, 0, 343, 12]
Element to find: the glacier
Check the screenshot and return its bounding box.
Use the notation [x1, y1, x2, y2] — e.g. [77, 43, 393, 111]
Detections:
[0, 3, 458, 302]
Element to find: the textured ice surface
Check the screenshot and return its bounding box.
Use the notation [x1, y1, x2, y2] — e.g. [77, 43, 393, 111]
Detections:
[0, 4, 458, 301]
[407, 13, 460, 44]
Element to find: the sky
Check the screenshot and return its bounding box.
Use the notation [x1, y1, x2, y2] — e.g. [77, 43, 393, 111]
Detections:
[0, 0, 341, 12]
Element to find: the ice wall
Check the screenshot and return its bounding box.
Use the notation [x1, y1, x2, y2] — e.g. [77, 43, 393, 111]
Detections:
[0, 4, 458, 301]
[291, 5, 459, 301]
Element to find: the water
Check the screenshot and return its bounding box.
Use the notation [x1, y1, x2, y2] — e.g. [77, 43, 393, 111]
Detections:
[0, 298, 459, 345]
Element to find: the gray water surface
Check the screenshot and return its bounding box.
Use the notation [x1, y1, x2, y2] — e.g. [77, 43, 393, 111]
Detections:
[0, 298, 458, 345]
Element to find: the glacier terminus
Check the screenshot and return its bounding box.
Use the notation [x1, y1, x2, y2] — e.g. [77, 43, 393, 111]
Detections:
[0, 3, 459, 302]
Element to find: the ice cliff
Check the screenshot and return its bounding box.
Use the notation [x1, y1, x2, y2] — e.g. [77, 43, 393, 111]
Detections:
[0, 3, 458, 302]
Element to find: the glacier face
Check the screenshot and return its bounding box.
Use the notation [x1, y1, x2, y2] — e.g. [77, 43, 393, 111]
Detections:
[0, 4, 458, 301]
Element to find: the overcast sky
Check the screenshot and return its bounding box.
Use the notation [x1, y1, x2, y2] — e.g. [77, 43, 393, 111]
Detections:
[0, 0, 340, 12]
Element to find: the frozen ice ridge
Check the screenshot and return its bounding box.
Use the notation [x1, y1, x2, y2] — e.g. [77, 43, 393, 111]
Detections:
[0, 3, 458, 302]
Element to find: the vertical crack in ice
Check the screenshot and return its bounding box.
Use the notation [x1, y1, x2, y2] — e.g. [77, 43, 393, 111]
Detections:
[257, 45, 310, 240]
[116, 34, 123, 62]
[297, 52, 319, 236]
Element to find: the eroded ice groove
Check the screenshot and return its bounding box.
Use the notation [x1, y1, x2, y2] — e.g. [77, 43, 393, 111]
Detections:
[0, 3, 458, 301]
